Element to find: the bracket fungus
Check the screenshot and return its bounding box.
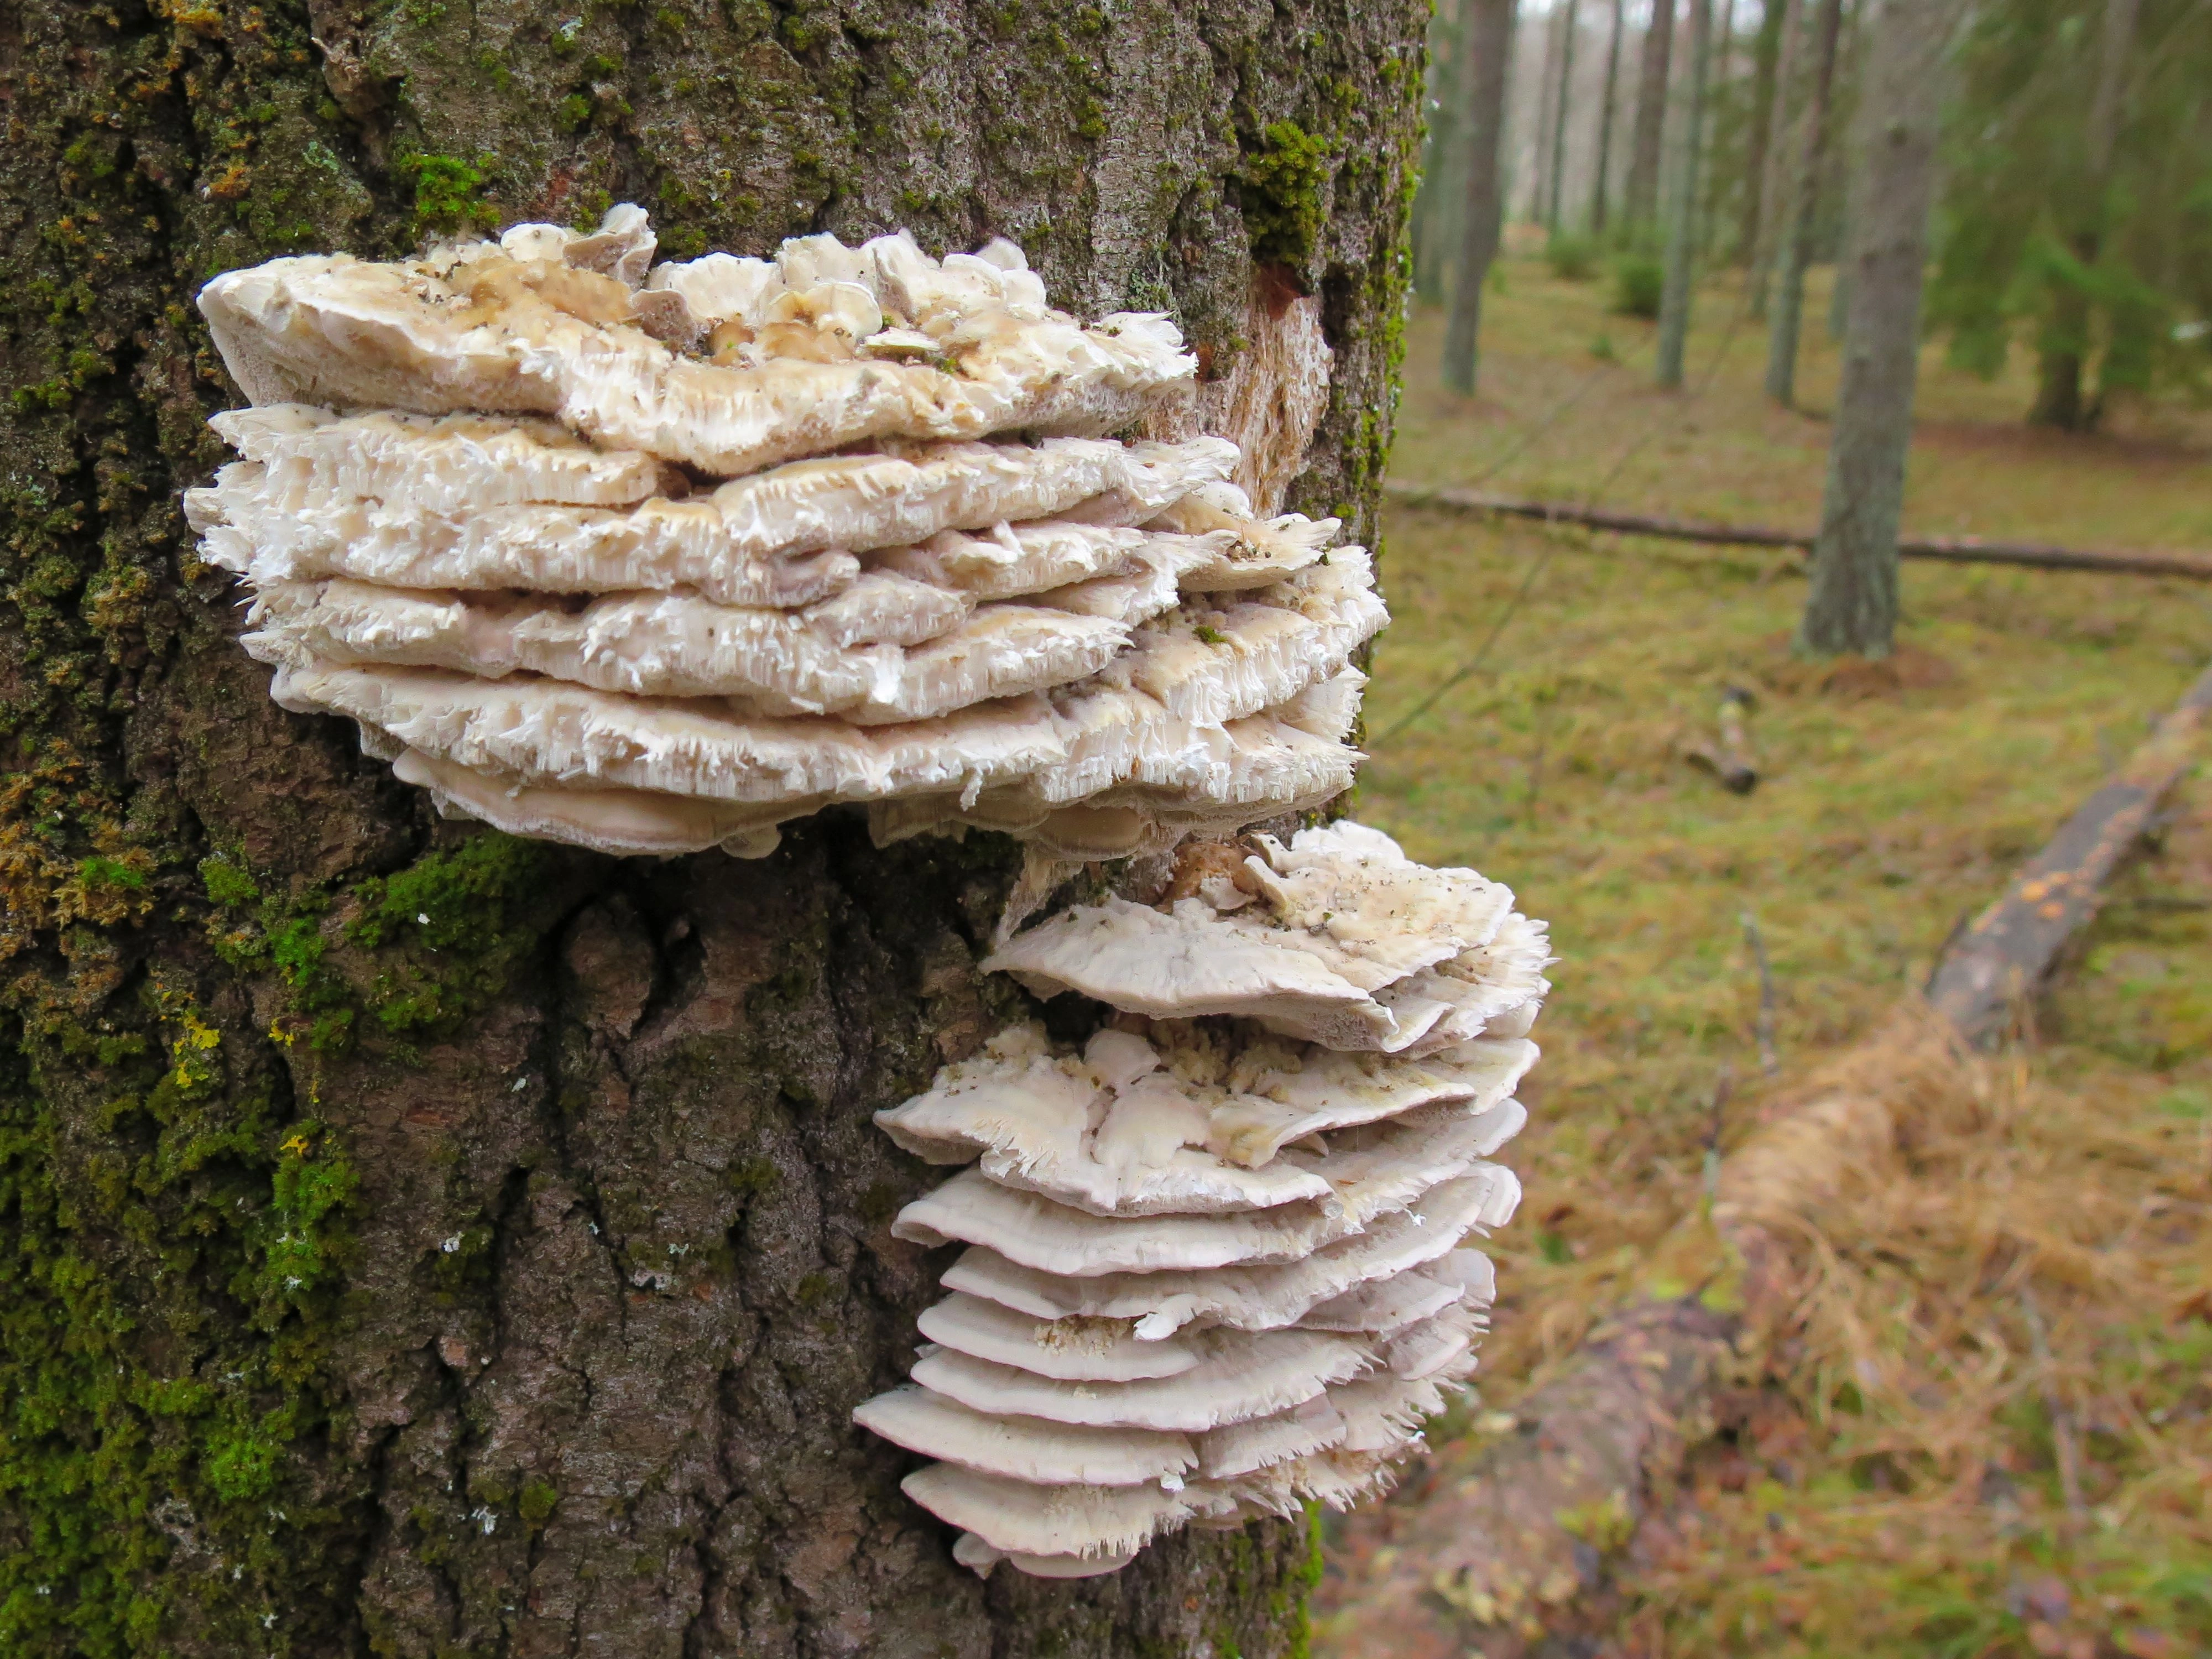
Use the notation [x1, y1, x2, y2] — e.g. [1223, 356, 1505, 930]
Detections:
[858, 823, 1552, 1578]
[192, 207, 1372, 859]
[187, 211, 1556, 1583]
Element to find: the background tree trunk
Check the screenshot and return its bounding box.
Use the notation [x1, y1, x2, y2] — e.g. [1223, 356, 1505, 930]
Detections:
[0, 3, 1424, 1656]
[1446, 0, 1521, 393]
[1654, 0, 1714, 387]
[1798, 0, 1962, 658]
[1592, 0, 1629, 236]
[1625, 0, 1680, 234]
[1824, 0, 1868, 342]
[1763, 0, 1845, 405]
[1531, 3, 1567, 234]
[1699, 0, 1737, 262]
[1746, 0, 1804, 315]
[1547, 0, 1583, 232]
[1417, 0, 1470, 302]
[2031, 0, 2141, 429]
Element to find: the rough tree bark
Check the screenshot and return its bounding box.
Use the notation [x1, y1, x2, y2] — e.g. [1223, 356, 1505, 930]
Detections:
[1798, 0, 1962, 659]
[0, 3, 1425, 1656]
[1623, 0, 1678, 235]
[2030, 0, 2141, 430]
[1653, 0, 1713, 387]
[1762, 0, 1844, 405]
[1590, 0, 1628, 236]
[1445, 0, 1520, 394]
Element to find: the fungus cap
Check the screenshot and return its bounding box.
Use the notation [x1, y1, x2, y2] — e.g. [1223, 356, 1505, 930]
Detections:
[852, 1387, 1195, 1486]
[914, 1295, 1203, 1383]
[908, 1329, 1369, 1432]
[940, 1168, 1521, 1340]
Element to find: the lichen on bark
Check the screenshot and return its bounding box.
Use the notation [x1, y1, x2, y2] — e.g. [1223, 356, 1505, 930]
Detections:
[0, 2, 1425, 1652]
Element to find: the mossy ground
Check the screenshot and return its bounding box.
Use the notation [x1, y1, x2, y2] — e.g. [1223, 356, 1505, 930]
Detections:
[1322, 254, 2212, 1657]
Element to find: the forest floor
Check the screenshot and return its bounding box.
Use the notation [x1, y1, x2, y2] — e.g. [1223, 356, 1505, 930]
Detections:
[1317, 254, 2212, 1657]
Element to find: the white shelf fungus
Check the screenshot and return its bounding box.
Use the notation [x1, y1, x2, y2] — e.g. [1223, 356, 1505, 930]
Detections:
[187, 214, 1558, 1581]
[857, 820, 1550, 1579]
[192, 207, 1373, 859]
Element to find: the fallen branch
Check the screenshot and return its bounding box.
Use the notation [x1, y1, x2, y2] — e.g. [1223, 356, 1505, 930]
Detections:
[1385, 480, 2212, 582]
[1926, 660, 2212, 1044]
[1313, 659, 2212, 1659]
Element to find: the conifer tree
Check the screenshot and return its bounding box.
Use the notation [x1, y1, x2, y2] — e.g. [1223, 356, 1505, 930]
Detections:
[1928, 0, 2212, 426]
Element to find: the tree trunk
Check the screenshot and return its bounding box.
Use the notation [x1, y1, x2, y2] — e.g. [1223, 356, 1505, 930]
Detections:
[1547, 0, 1583, 232]
[1654, 0, 1714, 387]
[2031, 0, 2141, 430]
[1825, 0, 1867, 342]
[0, 4, 1422, 1656]
[1763, 0, 1845, 405]
[1531, 3, 1566, 234]
[1446, 0, 1521, 393]
[1745, 0, 1803, 315]
[1625, 0, 1680, 234]
[1592, 0, 1629, 236]
[1700, 0, 1737, 261]
[1416, 1, 1469, 303]
[1798, 0, 1960, 659]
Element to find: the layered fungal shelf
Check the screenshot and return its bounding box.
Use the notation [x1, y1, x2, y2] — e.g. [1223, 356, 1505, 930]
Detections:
[187, 211, 1550, 1583]
[188, 205, 1377, 860]
[855, 822, 1550, 1577]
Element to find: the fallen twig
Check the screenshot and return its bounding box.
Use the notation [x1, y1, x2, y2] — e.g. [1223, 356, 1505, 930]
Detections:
[1385, 481, 2212, 582]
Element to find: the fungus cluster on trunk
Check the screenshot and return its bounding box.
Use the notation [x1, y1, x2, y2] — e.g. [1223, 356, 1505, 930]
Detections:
[857, 822, 1550, 1577]
[185, 213, 1551, 1584]
[187, 206, 1376, 860]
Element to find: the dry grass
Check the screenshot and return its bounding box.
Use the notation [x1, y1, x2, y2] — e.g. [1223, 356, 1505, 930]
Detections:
[1626, 997, 2211, 1658]
[1332, 255, 2212, 1656]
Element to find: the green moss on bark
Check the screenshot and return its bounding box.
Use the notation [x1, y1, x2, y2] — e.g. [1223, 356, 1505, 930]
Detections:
[0, 2, 1424, 1651]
